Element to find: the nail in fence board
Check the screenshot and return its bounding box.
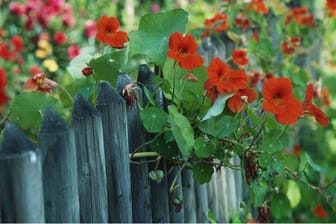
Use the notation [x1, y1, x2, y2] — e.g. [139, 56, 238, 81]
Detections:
[72, 94, 108, 223]
[96, 82, 132, 223]
[118, 73, 152, 222]
[0, 122, 45, 222]
[39, 107, 80, 223]
[138, 64, 170, 223]
[182, 169, 196, 223]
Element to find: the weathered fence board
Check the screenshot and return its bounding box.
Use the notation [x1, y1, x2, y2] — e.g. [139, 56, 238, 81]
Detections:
[0, 122, 45, 223]
[118, 73, 153, 222]
[207, 172, 219, 222]
[195, 183, 209, 222]
[182, 169, 197, 223]
[72, 94, 108, 223]
[96, 82, 132, 223]
[40, 107, 80, 223]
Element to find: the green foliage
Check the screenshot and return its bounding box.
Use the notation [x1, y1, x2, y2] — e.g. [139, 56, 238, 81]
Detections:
[9, 92, 65, 130]
[140, 107, 168, 133]
[168, 105, 195, 160]
[192, 163, 214, 184]
[129, 9, 188, 66]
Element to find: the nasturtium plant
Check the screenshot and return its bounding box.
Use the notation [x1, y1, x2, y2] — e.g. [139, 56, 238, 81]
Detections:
[2, 0, 336, 222]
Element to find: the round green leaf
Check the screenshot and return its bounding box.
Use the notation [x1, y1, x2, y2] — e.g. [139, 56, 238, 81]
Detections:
[192, 163, 214, 184]
[140, 107, 168, 133]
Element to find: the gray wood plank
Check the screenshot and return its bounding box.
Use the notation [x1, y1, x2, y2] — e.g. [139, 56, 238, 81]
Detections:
[72, 94, 108, 223]
[195, 183, 209, 223]
[0, 122, 45, 223]
[96, 82, 132, 223]
[39, 107, 80, 223]
[118, 73, 153, 223]
[182, 169, 197, 223]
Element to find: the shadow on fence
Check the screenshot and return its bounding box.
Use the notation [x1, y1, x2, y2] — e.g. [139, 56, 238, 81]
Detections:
[0, 63, 246, 223]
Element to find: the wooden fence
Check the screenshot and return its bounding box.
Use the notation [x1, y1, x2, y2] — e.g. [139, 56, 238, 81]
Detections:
[0, 60, 245, 223]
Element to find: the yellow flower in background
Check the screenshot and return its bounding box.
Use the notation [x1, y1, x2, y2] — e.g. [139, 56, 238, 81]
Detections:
[43, 59, 58, 72]
[36, 40, 52, 59]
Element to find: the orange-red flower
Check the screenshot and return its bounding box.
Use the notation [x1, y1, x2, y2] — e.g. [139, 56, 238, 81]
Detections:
[302, 84, 329, 127]
[201, 13, 229, 37]
[23, 72, 58, 94]
[315, 204, 327, 219]
[167, 32, 203, 70]
[205, 57, 247, 94]
[326, 0, 336, 17]
[262, 77, 303, 125]
[247, 0, 269, 15]
[228, 88, 257, 113]
[285, 7, 315, 27]
[96, 16, 128, 48]
[293, 143, 300, 157]
[232, 49, 249, 67]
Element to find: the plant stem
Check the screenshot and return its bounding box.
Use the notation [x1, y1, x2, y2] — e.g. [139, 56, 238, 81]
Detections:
[169, 163, 186, 193]
[129, 151, 160, 159]
[171, 62, 177, 103]
[130, 129, 166, 157]
[58, 83, 73, 104]
[246, 120, 265, 152]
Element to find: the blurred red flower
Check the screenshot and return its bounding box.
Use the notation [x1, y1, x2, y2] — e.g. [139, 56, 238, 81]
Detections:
[167, 32, 203, 70]
[0, 67, 9, 105]
[232, 49, 249, 67]
[96, 16, 128, 48]
[247, 0, 269, 14]
[303, 84, 329, 127]
[262, 77, 303, 125]
[202, 13, 229, 37]
[29, 65, 44, 76]
[326, 0, 336, 16]
[321, 87, 331, 107]
[10, 35, 24, 52]
[68, 45, 80, 60]
[228, 88, 257, 113]
[285, 7, 315, 27]
[315, 204, 327, 219]
[53, 32, 67, 45]
[84, 20, 97, 38]
[0, 43, 15, 60]
[234, 13, 251, 31]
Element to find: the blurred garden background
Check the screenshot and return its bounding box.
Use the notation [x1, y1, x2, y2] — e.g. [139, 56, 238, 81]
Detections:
[1, 0, 336, 222]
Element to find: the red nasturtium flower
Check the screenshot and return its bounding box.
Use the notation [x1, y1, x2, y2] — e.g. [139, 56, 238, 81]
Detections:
[315, 204, 327, 219]
[23, 72, 58, 94]
[285, 7, 315, 27]
[201, 13, 229, 37]
[326, 0, 336, 17]
[247, 0, 269, 15]
[262, 77, 303, 125]
[302, 84, 329, 127]
[228, 88, 257, 113]
[96, 16, 128, 48]
[232, 49, 249, 67]
[204, 57, 247, 95]
[167, 32, 204, 70]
